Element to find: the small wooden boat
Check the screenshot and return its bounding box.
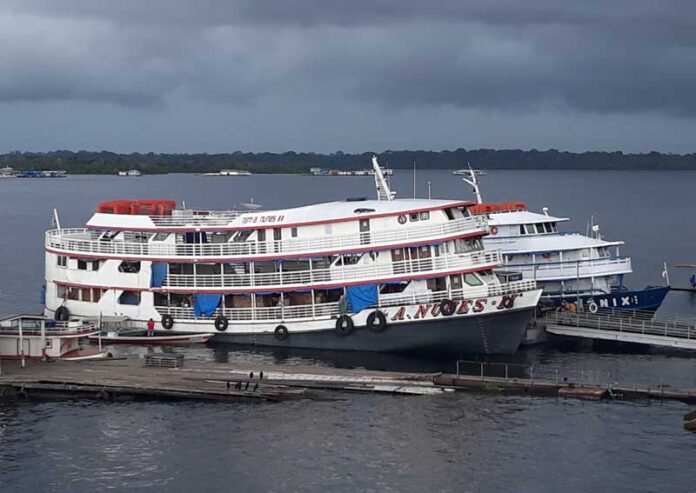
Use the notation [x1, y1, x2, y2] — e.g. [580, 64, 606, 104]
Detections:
[89, 330, 214, 345]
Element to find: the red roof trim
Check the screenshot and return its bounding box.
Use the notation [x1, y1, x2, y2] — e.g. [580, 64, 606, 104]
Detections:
[86, 201, 475, 233]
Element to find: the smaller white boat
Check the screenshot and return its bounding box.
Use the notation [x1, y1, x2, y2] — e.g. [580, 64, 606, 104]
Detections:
[0, 315, 107, 361]
[88, 331, 214, 345]
[118, 170, 142, 177]
[238, 198, 263, 210]
[204, 169, 252, 176]
[453, 168, 486, 176]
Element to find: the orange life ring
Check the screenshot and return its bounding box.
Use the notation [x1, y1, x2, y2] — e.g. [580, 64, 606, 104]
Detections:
[490, 226, 498, 235]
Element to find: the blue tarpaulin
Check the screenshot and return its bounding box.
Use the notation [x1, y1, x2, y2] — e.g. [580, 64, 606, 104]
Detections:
[691, 274, 696, 288]
[194, 293, 222, 317]
[346, 284, 378, 313]
[150, 263, 167, 288]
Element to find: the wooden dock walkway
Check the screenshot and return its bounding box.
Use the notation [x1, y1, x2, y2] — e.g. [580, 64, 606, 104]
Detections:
[544, 311, 696, 350]
[2, 355, 696, 405]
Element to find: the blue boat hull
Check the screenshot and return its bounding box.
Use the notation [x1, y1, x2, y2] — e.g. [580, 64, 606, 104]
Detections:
[549, 285, 670, 312]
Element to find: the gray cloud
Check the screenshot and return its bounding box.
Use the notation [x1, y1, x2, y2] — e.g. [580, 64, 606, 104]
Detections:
[0, 1, 696, 152]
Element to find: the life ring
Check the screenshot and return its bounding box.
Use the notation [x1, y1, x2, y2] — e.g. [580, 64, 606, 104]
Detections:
[398, 214, 407, 225]
[161, 314, 174, 330]
[335, 315, 354, 336]
[366, 311, 387, 332]
[490, 226, 498, 235]
[588, 302, 598, 314]
[214, 315, 229, 332]
[55, 306, 70, 322]
[440, 299, 456, 316]
[274, 325, 289, 341]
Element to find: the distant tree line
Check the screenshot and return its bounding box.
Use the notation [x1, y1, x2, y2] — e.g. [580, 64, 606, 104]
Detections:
[1, 148, 695, 174]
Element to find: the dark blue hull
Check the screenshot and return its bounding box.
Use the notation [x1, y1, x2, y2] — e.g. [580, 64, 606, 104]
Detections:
[550, 285, 670, 312]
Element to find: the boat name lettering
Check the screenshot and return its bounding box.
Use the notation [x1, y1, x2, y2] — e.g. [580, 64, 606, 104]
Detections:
[386, 296, 517, 321]
[241, 214, 286, 225]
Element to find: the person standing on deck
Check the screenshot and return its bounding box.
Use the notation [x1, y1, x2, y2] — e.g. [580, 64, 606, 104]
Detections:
[147, 318, 155, 337]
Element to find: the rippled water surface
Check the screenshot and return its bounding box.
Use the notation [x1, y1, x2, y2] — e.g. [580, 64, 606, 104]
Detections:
[1, 171, 696, 492]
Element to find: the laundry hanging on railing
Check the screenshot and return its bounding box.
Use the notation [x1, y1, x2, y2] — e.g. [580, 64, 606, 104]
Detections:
[345, 284, 378, 313]
[150, 262, 167, 288]
[194, 293, 222, 317]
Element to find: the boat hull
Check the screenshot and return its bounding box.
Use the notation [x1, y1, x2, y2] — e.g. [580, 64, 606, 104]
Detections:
[88, 332, 213, 345]
[211, 307, 535, 355]
[551, 285, 670, 313]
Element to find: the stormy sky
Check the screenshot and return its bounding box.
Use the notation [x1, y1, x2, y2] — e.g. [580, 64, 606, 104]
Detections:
[2, 0, 696, 153]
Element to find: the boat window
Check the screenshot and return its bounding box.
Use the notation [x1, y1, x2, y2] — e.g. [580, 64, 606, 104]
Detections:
[257, 229, 266, 242]
[291, 227, 298, 238]
[91, 260, 100, 271]
[534, 223, 545, 234]
[56, 284, 67, 298]
[233, 230, 252, 242]
[77, 259, 88, 270]
[519, 225, 526, 235]
[420, 211, 430, 221]
[314, 288, 342, 303]
[460, 207, 471, 217]
[81, 289, 91, 302]
[543, 223, 552, 233]
[444, 208, 455, 220]
[426, 277, 447, 292]
[551, 222, 558, 232]
[463, 273, 484, 287]
[153, 233, 170, 242]
[380, 282, 409, 294]
[56, 255, 68, 267]
[449, 274, 463, 290]
[273, 228, 282, 241]
[68, 287, 80, 300]
[410, 213, 419, 222]
[118, 291, 141, 305]
[196, 263, 221, 275]
[92, 289, 103, 302]
[119, 261, 141, 273]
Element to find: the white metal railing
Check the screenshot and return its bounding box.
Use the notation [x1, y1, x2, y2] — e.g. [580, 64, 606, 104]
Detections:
[161, 250, 503, 289]
[0, 320, 99, 336]
[505, 257, 632, 280]
[153, 279, 538, 322]
[546, 311, 695, 340]
[45, 216, 488, 260]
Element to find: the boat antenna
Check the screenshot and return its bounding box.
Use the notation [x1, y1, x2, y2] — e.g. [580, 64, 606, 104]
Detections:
[461, 162, 483, 204]
[413, 161, 416, 199]
[427, 180, 432, 199]
[51, 208, 61, 230]
[372, 155, 396, 201]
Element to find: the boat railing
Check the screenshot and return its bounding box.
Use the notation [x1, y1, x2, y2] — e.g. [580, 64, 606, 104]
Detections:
[45, 216, 488, 259]
[505, 257, 632, 279]
[0, 320, 99, 336]
[161, 250, 503, 289]
[154, 279, 538, 322]
[149, 210, 245, 227]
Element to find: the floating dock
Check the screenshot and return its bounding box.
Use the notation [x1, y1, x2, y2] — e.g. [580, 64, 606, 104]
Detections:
[1, 356, 696, 405]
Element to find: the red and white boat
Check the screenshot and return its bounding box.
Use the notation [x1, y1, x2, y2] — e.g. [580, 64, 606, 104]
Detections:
[0, 315, 107, 361]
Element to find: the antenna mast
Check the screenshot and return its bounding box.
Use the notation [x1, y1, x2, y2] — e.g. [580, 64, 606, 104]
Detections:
[372, 155, 396, 201]
[461, 162, 483, 204]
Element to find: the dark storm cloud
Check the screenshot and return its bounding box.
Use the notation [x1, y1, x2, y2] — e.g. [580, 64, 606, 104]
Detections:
[2, 1, 696, 115]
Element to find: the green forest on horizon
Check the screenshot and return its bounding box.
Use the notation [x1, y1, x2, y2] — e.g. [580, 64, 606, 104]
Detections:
[1, 148, 695, 174]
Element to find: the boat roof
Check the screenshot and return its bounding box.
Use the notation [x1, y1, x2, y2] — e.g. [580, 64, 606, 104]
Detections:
[489, 210, 569, 225]
[86, 198, 473, 231]
[485, 232, 623, 254]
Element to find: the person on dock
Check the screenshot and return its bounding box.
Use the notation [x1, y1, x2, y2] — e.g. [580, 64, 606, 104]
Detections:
[147, 318, 155, 337]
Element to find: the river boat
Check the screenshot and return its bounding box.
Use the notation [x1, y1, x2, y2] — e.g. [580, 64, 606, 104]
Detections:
[0, 315, 106, 360]
[17, 170, 67, 178]
[42, 158, 542, 354]
[118, 170, 142, 177]
[459, 167, 669, 313]
[0, 167, 17, 178]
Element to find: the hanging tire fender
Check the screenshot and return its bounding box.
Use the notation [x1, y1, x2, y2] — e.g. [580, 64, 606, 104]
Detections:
[214, 315, 229, 332]
[335, 315, 354, 336]
[274, 325, 289, 341]
[440, 299, 456, 316]
[366, 311, 387, 332]
[161, 314, 174, 330]
[55, 306, 70, 322]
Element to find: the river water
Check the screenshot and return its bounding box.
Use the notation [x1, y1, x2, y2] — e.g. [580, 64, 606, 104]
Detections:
[1, 171, 695, 492]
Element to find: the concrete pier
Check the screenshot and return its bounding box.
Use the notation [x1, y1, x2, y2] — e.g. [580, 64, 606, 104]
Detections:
[1, 356, 696, 405]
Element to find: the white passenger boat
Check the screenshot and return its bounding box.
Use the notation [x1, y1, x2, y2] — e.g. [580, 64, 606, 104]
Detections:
[0, 315, 107, 360]
[42, 158, 541, 354]
[460, 168, 669, 313]
[118, 170, 142, 177]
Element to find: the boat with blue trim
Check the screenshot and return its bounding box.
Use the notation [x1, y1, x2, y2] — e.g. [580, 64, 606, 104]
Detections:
[460, 166, 669, 314]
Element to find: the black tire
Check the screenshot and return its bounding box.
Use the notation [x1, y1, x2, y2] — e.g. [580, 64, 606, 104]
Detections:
[274, 325, 289, 341]
[55, 306, 70, 322]
[161, 314, 174, 330]
[335, 315, 354, 336]
[214, 315, 229, 332]
[366, 310, 387, 332]
[440, 299, 456, 316]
